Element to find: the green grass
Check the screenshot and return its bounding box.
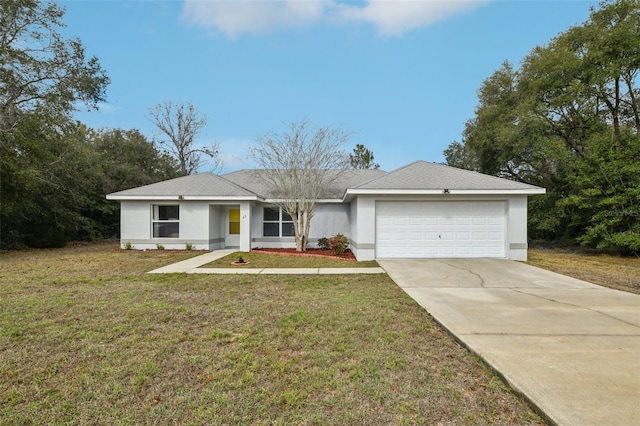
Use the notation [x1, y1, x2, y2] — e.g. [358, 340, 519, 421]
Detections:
[201, 251, 380, 268]
[0, 243, 543, 425]
[528, 248, 640, 294]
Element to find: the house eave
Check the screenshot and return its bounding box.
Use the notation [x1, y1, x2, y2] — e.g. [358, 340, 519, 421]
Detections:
[105, 195, 262, 201]
[342, 188, 546, 201]
[264, 198, 344, 204]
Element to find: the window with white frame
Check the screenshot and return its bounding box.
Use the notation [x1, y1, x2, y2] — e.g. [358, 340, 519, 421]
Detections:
[152, 205, 180, 238]
[263, 206, 294, 237]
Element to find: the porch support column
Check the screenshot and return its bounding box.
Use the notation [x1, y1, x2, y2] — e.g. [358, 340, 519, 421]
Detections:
[239, 201, 251, 252]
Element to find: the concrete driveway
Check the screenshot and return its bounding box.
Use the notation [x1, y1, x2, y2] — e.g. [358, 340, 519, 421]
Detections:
[379, 259, 640, 426]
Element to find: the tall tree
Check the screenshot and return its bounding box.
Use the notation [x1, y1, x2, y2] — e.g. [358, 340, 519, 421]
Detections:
[148, 100, 220, 175]
[0, 0, 109, 248]
[251, 120, 350, 251]
[443, 0, 640, 254]
[349, 144, 380, 169]
[0, 0, 109, 133]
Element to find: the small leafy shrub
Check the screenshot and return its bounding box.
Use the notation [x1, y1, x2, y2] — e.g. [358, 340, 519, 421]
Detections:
[185, 242, 194, 250]
[156, 244, 165, 250]
[236, 256, 246, 264]
[124, 241, 133, 250]
[317, 237, 331, 250]
[329, 233, 349, 255]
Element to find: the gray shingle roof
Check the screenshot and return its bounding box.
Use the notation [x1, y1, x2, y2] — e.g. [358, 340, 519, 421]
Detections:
[222, 169, 386, 199]
[107, 161, 544, 200]
[354, 161, 544, 191]
[107, 173, 256, 198]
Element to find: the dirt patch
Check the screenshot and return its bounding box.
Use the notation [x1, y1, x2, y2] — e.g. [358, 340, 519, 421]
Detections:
[252, 247, 357, 261]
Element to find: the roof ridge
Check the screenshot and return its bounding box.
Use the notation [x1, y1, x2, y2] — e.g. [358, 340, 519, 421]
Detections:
[425, 161, 540, 188]
[351, 160, 421, 188]
[211, 172, 258, 196]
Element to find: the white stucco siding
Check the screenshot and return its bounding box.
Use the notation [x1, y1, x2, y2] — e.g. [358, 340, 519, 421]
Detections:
[352, 196, 376, 261]
[180, 202, 209, 245]
[121, 201, 152, 241]
[349, 200, 358, 258]
[250, 202, 264, 241]
[209, 205, 224, 249]
[249, 203, 349, 249]
[506, 196, 528, 260]
[308, 204, 350, 239]
[119, 201, 212, 250]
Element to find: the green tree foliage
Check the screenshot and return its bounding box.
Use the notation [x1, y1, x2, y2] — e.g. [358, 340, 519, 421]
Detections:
[0, 0, 109, 132]
[444, 0, 640, 254]
[1, 116, 100, 247]
[88, 128, 180, 239]
[0, 1, 180, 248]
[349, 144, 380, 169]
[0, 118, 180, 248]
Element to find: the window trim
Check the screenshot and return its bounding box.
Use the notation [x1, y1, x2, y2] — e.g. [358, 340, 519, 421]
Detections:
[263, 206, 295, 237]
[152, 204, 180, 239]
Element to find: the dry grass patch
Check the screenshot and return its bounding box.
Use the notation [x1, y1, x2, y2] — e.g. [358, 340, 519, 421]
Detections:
[201, 251, 379, 268]
[528, 249, 640, 294]
[1, 244, 543, 425]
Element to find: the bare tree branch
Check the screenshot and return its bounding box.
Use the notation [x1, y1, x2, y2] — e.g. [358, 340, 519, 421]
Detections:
[251, 120, 350, 251]
[148, 100, 221, 175]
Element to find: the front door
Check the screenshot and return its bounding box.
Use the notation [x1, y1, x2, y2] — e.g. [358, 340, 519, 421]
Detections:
[226, 208, 240, 247]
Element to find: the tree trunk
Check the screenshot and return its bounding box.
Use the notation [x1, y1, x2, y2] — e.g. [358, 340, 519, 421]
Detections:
[294, 211, 304, 251]
[624, 73, 640, 135]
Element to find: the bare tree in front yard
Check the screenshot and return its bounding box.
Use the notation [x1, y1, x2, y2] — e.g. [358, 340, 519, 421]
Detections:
[251, 120, 350, 251]
[148, 100, 221, 175]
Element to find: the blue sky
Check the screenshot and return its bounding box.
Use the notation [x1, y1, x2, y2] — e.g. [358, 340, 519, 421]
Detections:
[63, 0, 598, 173]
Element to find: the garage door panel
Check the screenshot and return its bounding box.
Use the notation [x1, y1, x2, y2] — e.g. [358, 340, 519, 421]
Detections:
[456, 217, 470, 226]
[409, 217, 422, 226]
[488, 217, 503, 225]
[488, 231, 503, 241]
[441, 217, 454, 226]
[377, 231, 392, 242]
[393, 217, 406, 226]
[456, 231, 470, 241]
[455, 246, 471, 256]
[408, 232, 422, 241]
[472, 231, 487, 241]
[376, 201, 505, 259]
[440, 231, 454, 241]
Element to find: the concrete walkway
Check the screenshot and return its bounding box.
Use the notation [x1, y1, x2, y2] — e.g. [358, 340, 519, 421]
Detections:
[379, 258, 640, 426]
[147, 249, 385, 275]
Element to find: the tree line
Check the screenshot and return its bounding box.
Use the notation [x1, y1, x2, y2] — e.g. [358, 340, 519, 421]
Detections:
[444, 0, 640, 255]
[0, 1, 193, 248]
[0, 1, 381, 250]
[5, 0, 635, 254]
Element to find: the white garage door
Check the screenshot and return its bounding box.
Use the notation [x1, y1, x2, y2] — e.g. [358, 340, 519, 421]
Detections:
[376, 201, 506, 258]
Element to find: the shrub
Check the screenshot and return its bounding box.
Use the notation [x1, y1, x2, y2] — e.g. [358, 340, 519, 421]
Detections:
[156, 244, 165, 250]
[124, 241, 132, 250]
[329, 233, 349, 255]
[317, 237, 331, 250]
[185, 242, 194, 250]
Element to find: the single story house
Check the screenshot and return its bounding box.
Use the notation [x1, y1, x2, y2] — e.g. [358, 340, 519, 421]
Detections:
[106, 160, 545, 261]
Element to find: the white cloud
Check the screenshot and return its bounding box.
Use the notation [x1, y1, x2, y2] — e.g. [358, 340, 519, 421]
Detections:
[181, 0, 490, 38]
[338, 0, 490, 36]
[182, 0, 332, 38]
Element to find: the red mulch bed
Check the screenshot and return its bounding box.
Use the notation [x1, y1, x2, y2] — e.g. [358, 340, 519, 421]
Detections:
[252, 248, 356, 261]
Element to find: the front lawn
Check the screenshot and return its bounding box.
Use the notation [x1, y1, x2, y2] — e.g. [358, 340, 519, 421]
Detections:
[528, 248, 640, 294]
[201, 251, 380, 268]
[0, 244, 543, 425]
